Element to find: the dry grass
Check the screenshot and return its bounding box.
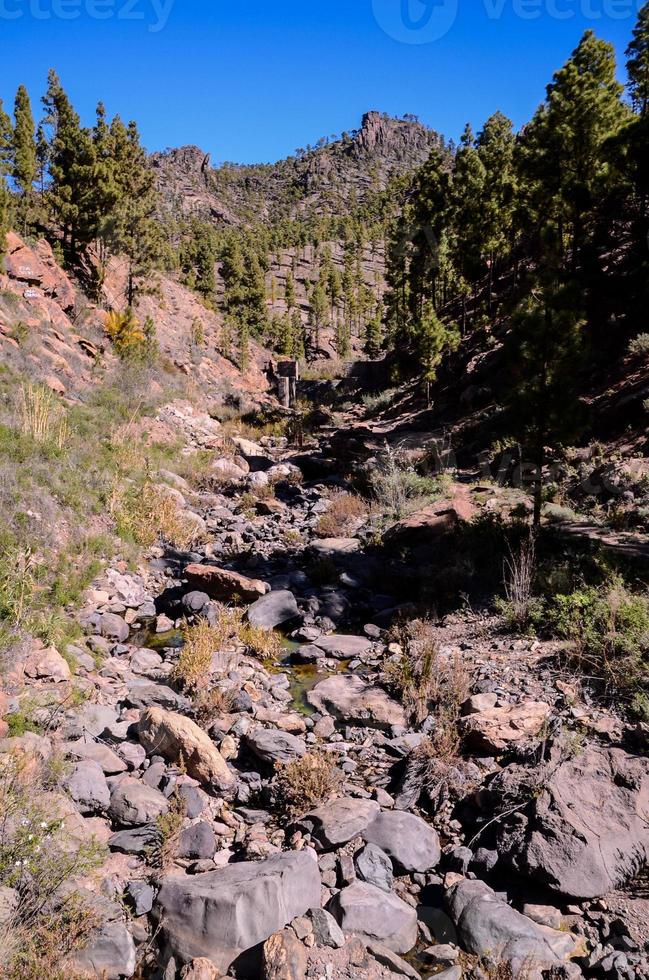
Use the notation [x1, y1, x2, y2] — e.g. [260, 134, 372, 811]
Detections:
[18, 383, 68, 450]
[113, 483, 207, 551]
[154, 792, 187, 870]
[192, 686, 236, 729]
[385, 619, 472, 725]
[272, 753, 342, 816]
[501, 535, 537, 628]
[314, 491, 367, 538]
[171, 619, 220, 691]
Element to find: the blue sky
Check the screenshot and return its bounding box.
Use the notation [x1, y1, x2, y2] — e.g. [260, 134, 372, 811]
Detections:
[0, 0, 642, 163]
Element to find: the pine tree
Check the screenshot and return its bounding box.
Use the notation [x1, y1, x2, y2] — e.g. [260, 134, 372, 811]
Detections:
[285, 268, 296, 310]
[13, 85, 37, 233]
[291, 309, 305, 359]
[109, 117, 161, 305]
[627, 2, 649, 115]
[35, 123, 48, 194]
[309, 278, 328, 352]
[476, 112, 516, 315]
[417, 301, 460, 403]
[451, 124, 487, 328]
[517, 31, 628, 276]
[42, 69, 98, 258]
[409, 146, 453, 318]
[0, 99, 12, 260]
[504, 284, 584, 527]
[364, 301, 383, 359]
[279, 311, 293, 357]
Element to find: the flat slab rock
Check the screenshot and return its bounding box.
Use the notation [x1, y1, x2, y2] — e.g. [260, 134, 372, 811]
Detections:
[295, 798, 380, 849]
[310, 538, 360, 556]
[445, 879, 579, 975]
[307, 674, 406, 729]
[311, 634, 373, 659]
[495, 742, 649, 899]
[460, 700, 552, 753]
[328, 880, 418, 955]
[155, 851, 320, 973]
[245, 727, 306, 764]
[184, 563, 269, 603]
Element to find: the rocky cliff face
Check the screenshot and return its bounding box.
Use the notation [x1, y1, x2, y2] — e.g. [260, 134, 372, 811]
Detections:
[0, 231, 269, 402]
[152, 111, 445, 224]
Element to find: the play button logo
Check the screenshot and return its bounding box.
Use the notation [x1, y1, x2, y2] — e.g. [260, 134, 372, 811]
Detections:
[372, 0, 459, 43]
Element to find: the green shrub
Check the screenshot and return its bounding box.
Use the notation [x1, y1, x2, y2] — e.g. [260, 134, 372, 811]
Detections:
[0, 752, 106, 979]
[545, 577, 649, 691]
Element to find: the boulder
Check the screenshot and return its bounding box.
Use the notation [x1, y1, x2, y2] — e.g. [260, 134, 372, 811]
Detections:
[185, 564, 269, 603]
[125, 880, 155, 917]
[138, 707, 235, 792]
[180, 959, 223, 980]
[126, 681, 190, 712]
[246, 590, 300, 630]
[295, 798, 380, 849]
[355, 843, 394, 892]
[362, 811, 441, 874]
[445, 879, 578, 975]
[245, 727, 306, 765]
[211, 457, 249, 482]
[156, 851, 320, 972]
[263, 928, 308, 980]
[383, 495, 475, 548]
[65, 760, 110, 814]
[109, 824, 161, 854]
[177, 822, 217, 861]
[309, 907, 345, 948]
[64, 740, 128, 775]
[307, 675, 406, 729]
[109, 778, 169, 827]
[310, 538, 360, 557]
[98, 612, 130, 643]
[460, 701, 552, 753]
[71, 919, 137, 978]
[494, 743, 649, 899]
[328, 881, 418, 954]
[312, 634, 372, 659]
[23, 645, 72, 682]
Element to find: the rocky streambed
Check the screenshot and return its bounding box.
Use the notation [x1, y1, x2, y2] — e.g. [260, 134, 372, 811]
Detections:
[3, 413, 649, 980]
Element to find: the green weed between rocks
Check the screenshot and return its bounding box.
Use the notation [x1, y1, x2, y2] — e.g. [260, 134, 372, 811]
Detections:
[0, 363, 202, 663]
[0, 751, 106, 980]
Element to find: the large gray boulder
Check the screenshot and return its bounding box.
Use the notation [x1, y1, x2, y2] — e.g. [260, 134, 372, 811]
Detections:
[445, 879, 579, 976]
[328, 881, 418, 954]
[245, 727, 306, 765]
[246, 590, 300, 630]
[307, 675, 406, 729]
[295, 798, 380, 849]
[362, 811, 441, 874]
[65, 760, 110, 814]
[155, 851, 320, 972]
[493, 743, 649, 899]
[71, 920, 137, 978]
[109, 777, 169, 826]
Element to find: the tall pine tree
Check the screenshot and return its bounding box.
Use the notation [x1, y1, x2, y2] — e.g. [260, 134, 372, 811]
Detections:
[13, 85, 37, 234]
